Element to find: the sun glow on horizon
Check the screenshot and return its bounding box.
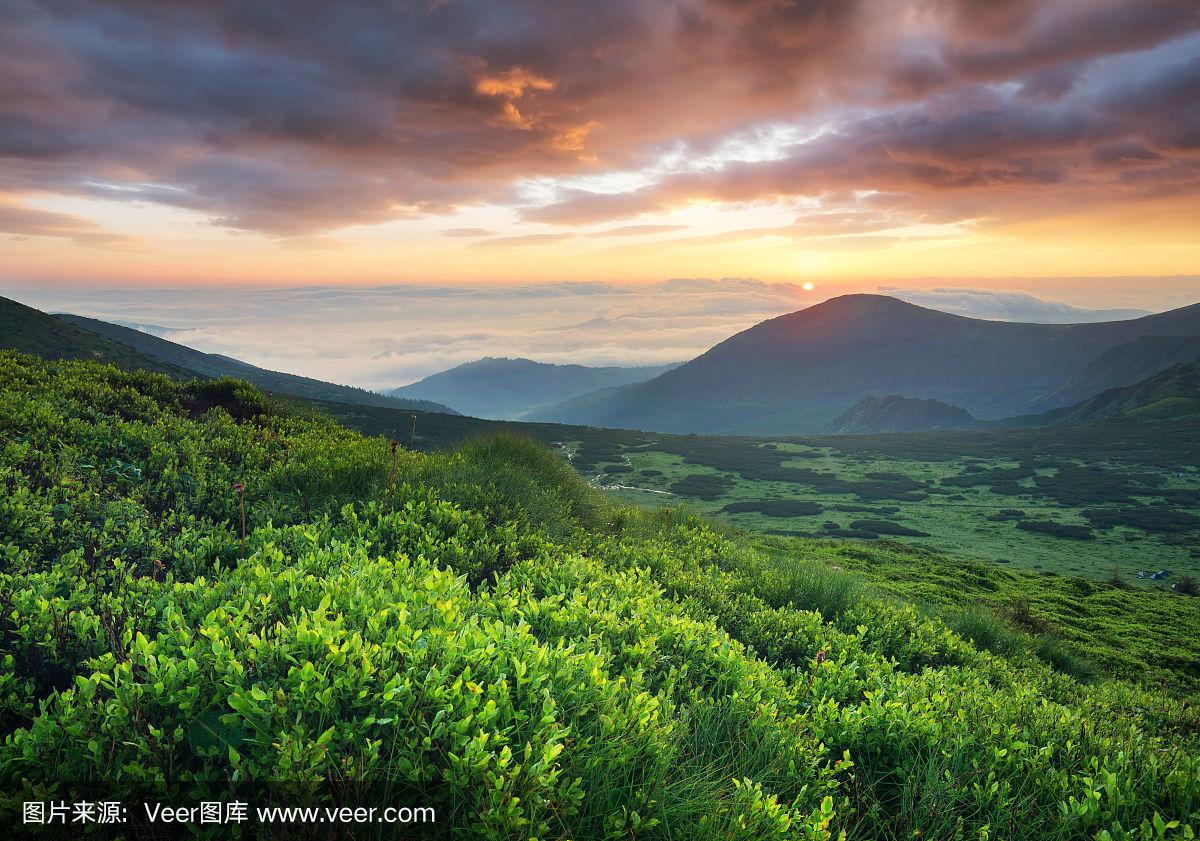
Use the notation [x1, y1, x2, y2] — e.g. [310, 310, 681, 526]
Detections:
[0, 4, 1196, 300]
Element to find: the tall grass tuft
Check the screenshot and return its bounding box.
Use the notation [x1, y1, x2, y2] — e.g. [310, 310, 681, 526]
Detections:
[753, 555, 863, 619]
[265, 389, 273, 441]
[1032, 634, 1097, 683]
[438, 431, 611, 540]
[945, 606, 1026, 658]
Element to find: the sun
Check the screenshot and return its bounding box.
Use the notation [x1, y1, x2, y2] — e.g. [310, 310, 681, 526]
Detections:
[802, 282, 815, 291]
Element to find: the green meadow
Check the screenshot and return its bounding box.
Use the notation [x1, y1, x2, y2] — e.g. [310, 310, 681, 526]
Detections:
[580, 428, 1200, 585]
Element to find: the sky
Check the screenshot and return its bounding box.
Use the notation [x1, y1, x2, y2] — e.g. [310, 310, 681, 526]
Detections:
[1, 1, 1198, 386]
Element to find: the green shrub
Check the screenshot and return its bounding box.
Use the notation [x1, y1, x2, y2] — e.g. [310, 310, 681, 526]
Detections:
[669, 473, 734, 500]
[848, 519, 930, 537]
[722, 499, 824, 517]
[1017, 519, 1095, 540]
[0, 353, 1196, 840]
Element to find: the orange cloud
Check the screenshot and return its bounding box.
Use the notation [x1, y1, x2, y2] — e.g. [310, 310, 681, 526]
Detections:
[0, 195, 134, 249]
[475, 68, 556, 99]
[1, 0, 1198, 289]
[548, 121, 599, 153]
[475, 68, 558, 130]
[498, 101, 534, 129]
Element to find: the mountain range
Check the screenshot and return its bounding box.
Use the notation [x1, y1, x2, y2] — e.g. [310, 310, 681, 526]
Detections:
[389, 357, 679, 420]
[529, 294, 1200, 434]
[7, 291, 1200, 437]
[1, 296, 458, 416]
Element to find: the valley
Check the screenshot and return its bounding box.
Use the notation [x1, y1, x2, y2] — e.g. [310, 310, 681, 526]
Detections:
[294, 395, 1200, 586]
[582, 422, 1200, 584]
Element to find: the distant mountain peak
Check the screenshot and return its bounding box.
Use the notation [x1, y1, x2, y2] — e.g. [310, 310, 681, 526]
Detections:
[813, 293, 921, 310]
[771, 294, 928, 323]
[390, 356, 682, 420]
[541, 295, 1200, 435]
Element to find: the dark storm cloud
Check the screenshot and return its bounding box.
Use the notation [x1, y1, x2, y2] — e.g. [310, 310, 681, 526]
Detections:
[935, 1, 1197, 80]
[0, 0, 1197, 236]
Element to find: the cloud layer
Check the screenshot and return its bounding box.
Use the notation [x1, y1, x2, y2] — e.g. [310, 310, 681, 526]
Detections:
[1, 0, 1197, 244]
[6, 281, 1170, 391]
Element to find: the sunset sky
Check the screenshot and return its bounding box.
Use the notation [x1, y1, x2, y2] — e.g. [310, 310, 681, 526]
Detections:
[0, 0, 1197, 296]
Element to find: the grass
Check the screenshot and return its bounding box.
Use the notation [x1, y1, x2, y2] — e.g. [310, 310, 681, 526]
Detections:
[943, 605, 1028, 659]
[306, 381, 1200, 584]
[747, 554, 864, 619]
[591, 435, 1200, 584]
[749, 534, 1200, 694]
[446, 430, 612, 538]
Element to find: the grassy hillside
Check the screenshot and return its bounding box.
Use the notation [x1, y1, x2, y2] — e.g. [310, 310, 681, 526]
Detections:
[546, 294, 1200, 434]
[57, 312, 459, 415]
[749, 535, 1200, 695]
[815, 360, 1200, 434]
[0, 295, 191, 377]
[1017, 361, 1200, 426]
[1045, 336, 1200, 407]
[390, 357, 679, 420]
[1, 351, 1197, 839]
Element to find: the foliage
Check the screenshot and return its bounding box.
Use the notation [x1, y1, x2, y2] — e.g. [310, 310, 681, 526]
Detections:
[749, 536, 1200, 696]
[1, 352, 1198, 840]
[669, 473, 735, 501]
[723, 499, 825, 517]
[1017, 519, 1096, 540]
[848, 519, 930, 537]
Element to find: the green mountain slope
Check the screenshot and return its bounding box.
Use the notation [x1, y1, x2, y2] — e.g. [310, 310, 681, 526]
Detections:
[813, 358, 1200, 435]
[0, 295, 191, 377]
[1015, 360, 1200, 426]
[56, 312, 459, 415]
[390, 356, 679, 419]
[818, 394, 985, 433]
[1045, 335, 1200, 407]
[547, 294, 1200, 435]
[1, 351, 1197, 838]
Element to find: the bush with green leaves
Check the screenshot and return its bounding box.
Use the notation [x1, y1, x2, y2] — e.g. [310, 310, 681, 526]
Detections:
[1, 352, 1197, 839]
